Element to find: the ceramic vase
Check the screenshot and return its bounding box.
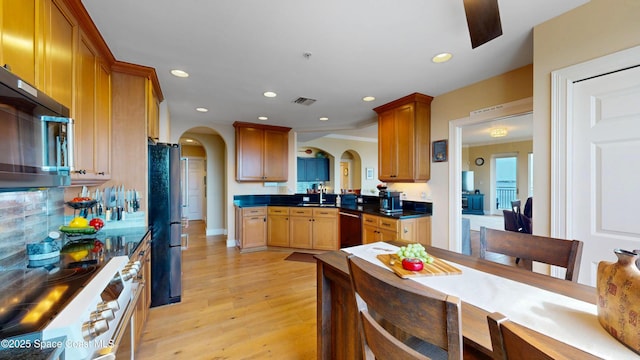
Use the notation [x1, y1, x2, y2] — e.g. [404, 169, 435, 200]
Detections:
[596, 249, 640, 354]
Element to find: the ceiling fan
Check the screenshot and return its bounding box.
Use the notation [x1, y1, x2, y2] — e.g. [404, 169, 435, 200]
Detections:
[463, 0, 503, 48]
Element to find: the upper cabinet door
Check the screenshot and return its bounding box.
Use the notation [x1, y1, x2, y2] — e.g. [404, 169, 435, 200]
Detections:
[0, 0, 37, 84]
[374, 93, 433, 183]
[43, 0, 75, 108]
[263, 129, 288, 181]
[236, 126, 265, 181]
[234, 122, 291, 182]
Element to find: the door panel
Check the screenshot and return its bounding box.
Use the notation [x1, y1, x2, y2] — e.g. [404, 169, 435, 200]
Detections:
[571, 65, 640, 285]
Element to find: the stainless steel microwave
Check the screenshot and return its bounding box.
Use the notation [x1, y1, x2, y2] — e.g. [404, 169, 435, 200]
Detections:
[0, 67, 74, 190]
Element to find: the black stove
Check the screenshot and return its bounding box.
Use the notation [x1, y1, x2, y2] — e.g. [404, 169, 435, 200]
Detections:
[0, 264, 100, 339]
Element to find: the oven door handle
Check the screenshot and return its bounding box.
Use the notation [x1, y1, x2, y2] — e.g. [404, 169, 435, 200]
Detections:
[100, 284, 143, 358]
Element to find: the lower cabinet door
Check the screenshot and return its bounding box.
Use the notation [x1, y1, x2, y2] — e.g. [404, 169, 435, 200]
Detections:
[312, 217, 338, 250]
[267, 215, 289, 247]
[290, 216, 313, 248]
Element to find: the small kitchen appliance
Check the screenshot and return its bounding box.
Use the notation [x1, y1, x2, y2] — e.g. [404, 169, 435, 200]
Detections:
[379, 190, 403, 214]
[0, 66, 74, 190]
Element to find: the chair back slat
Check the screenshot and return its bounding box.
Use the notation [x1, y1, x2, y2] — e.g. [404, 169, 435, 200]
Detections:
[348, 255, 463, 359]
[479, 227, 583, 281]
[487, 312, 598, 360]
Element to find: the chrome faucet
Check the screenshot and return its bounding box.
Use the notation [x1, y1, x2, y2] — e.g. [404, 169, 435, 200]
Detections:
[318, 183, 324, 204]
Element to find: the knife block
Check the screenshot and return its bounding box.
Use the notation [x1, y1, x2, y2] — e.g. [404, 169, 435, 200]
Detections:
[596, 249, 640, 355]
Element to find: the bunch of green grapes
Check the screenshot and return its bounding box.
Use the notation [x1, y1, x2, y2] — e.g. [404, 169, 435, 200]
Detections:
[396, 243, 434, 264]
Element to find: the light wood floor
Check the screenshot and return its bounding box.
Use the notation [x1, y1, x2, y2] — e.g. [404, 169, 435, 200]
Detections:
[136, 221, 318, 359]
[136, 222, 516, 359]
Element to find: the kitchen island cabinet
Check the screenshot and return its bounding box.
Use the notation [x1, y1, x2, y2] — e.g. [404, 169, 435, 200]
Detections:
[363, 213, 432, 245]
[234, 122, 291, 182]
[374, 93, 433, 182]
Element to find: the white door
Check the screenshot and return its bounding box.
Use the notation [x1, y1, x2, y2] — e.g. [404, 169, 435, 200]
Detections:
[184, 158, 205, 221]
[571, 65, 640, 285]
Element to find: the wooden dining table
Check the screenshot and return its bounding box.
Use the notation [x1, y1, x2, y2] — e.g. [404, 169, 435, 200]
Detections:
[315, 243, 610, 360]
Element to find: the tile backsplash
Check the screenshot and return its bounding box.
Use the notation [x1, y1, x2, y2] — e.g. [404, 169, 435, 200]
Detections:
[0, 188, 65, 269]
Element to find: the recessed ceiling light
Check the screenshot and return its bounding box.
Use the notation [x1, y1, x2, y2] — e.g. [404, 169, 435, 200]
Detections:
[362, 96, 375, 102]
[185, 139, 194, 143]
[263, 91, 277, 98]
[196, 107, 208, 112]
[171, 69, 189, 78]
[432, 52, 453, 63]
[319, 117, 329, 121]
[258, 116, 268, 120]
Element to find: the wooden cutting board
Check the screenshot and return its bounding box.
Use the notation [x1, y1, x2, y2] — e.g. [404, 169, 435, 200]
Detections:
[376, 254, 462, 278]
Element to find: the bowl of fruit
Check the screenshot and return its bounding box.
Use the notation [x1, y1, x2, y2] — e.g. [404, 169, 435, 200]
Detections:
[65, 197, 97, 209]
[59, 217, 104, 236]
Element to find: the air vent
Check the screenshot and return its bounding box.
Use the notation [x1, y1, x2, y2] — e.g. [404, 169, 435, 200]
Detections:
[292, 97, 317, 106]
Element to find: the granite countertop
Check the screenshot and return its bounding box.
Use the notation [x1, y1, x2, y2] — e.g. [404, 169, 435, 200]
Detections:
[233, 194, 431, 219]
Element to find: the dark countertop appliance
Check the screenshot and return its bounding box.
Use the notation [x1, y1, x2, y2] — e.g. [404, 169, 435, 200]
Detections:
[148, 143, 183, 307]
[379, 190, 403, 214]
[0, 66, 73, 189]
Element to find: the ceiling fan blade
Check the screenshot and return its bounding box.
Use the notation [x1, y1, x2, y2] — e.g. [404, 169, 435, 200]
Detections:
[463, 0, 503, 49]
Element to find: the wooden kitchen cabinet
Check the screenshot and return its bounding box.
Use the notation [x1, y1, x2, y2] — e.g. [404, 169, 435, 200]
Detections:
[374, 93, 433, 182]
[42, 0, 75, 109]
[397, 216, 432, 246]
[0, 0, 75, 108]
[72, 31, 111, 183]
[235, 206, 267, 251]
[234, 122, 291, 182]
[289, 208, 313, 249]
[363, 213, 431, 245]
[267, 206, 290, 247]
[0, 0, 37, 84]
[312, 208, 339, 250]
[288, 207, 338, 250]
[297, 157, 330, 182]
[362, 214, 399, 244]
[147, 80, 160, 141]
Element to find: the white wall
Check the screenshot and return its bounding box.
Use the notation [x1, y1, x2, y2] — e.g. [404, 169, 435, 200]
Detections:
[532, 0, 640, 236]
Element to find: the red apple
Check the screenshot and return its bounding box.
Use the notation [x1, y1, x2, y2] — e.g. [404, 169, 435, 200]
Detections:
[402, 257, 424, 271]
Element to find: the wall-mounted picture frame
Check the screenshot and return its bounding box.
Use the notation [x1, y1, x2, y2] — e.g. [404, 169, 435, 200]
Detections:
[366, 168, 374, 180]
[432, 139, 448, 162]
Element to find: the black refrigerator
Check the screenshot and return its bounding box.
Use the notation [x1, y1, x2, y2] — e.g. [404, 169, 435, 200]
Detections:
[148, 142, 183, 307]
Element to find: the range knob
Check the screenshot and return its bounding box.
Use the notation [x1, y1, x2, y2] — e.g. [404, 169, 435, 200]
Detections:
[82, 318, 109, 340]
[97, 300, 120, 313]
[90, 308, 115, 322]
[122, 267, 139, 281]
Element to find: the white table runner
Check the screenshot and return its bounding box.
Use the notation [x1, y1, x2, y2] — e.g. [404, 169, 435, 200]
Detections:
[342, 242, 638, 360]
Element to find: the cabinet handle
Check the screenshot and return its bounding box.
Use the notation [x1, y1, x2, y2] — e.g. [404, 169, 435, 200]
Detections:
[403, 227, 408, 234]
[98, 172, 105, 175]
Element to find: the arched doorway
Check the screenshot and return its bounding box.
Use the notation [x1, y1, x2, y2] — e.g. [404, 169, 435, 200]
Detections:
[339, 150, 362, 194]
[179, 127, 227, 236]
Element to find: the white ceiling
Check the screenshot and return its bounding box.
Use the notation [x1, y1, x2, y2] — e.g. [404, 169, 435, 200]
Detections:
[81, 0, 588, 141]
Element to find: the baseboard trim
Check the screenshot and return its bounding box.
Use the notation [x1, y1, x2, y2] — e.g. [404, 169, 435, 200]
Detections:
[206, 228, 225, 236]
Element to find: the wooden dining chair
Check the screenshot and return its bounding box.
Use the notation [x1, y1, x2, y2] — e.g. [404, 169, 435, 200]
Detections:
[487, 312, 599, 360]
[479, 227, 583, 281]
[347, 255, 463, 360]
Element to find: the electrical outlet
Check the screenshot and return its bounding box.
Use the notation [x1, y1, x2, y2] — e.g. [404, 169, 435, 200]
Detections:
[303, 196, 310, 202]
